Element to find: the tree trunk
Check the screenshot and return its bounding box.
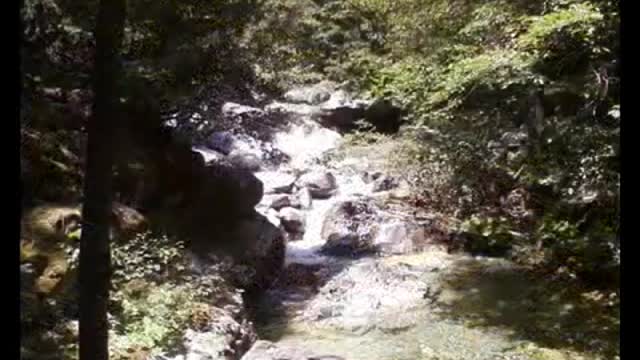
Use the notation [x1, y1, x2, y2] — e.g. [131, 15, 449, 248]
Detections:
[527, 85, 545, 155]
[79, 0, 126, 359]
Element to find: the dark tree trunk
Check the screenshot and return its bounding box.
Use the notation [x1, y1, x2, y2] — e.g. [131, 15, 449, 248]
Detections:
[79, 0, 126, 359]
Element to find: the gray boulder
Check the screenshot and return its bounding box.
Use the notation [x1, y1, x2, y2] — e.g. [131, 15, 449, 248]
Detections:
[372, 221, 427, 255]
[371, 175, 399, 192]
[283, 82, 337, 105]
[201, 161, 264, 216]
[255, 171, 297, 194]
[297, 171, 337, 199]
[206, 131, 234, 155]
[320, 200, 379, 257]
[230, 212, 287, 291]
[278, 207, 306, 234]
[261, 194, 292, 210]
[221, 102, 265, 118]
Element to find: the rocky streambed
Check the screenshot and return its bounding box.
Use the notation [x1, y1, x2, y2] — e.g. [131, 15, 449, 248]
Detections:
[69, 80, 614, 360]
[168, 82, 616, 360]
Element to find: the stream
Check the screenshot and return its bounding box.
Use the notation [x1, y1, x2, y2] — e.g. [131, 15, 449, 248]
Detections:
[193, 85, 618, 360]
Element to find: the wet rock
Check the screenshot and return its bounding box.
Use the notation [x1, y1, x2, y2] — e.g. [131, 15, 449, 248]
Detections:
[204, 131, 265, 168]
[111, 202, 148, 237]
[362, 171, 383, 183]
[501, 131, 528, 150]
[278, 207, 306, 234]
[373, 221, 427, 255]
[297, 171, 337, 199]
[302, 259, 429, 332]
[191, 146, 225, 164]
[222, 102, 265, 118]
[180, 307, 257, 360]
[314, 104, 366, 132]
[242, 340, 345, 360]
[206, 131, 234, 155]
[371, 175, 398, 192]
[230, 212, 287, 291]
[256, 171, 297, 194]
[261, 194, 292, 210]
[276, 263, 322, 289]
[194, 161, 264, 217]
[320, 200, 379, 257]
[283, 81, 337, 105]
[228, 151, 262, 172]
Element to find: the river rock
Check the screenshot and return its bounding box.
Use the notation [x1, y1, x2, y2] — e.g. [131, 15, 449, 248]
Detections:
[111, 202, 148, 237]
[198, 161, 264, 216]
[261, 194, 292, 210]
[373, 221, 426, 255]
[278, 207, 306, 234]
[230, 212, 287, 291]
[228, 151, 262, 172]
[320, 200, 379, 257]
[297, 171, 337, 199]
[222, 102, 265, 119]
[314, 104, 366, 132]
[241, 340, 345, 360]
[206, 131, 234, 155]
[256, 171, 297, 194]
[302, 259, 430, 333]
[283, 81, 336, 105]
[371, 175, 398, 192]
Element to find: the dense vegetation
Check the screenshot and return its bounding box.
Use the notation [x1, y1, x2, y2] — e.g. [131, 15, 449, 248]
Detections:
[21, 0, 619, 359]
[247, 0, 619, 286]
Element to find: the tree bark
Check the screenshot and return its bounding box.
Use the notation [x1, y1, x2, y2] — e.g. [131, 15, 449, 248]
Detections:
[79, 1, 126, 359]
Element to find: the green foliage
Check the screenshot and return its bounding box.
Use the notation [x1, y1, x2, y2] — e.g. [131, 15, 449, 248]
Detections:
[460, 215, 517, 255]
[517, 3, 603, 50]
[112, 231, 186, 284]
[110, 282, 197, 359]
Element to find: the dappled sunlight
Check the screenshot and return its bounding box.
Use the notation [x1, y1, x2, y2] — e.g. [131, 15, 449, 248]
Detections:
[435, 257, 619, 358]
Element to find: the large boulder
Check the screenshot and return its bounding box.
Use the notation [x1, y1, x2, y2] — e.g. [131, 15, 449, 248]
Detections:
[255, 171, 297, 194]
[320, 200, 379, 257]
[312, 91, 370, 132]
[206, 131, 234, 155]
[283, 81, 337, 105]
[242, 341, 344, 360]
[199, 160, 264, 216]
[318, 200, 431, 256]
[230, 212, 287, 292]
[372, 221, 427, 255]
[180, 312, 256, 360]
[314, 105, 366, 132]
[278, 207, 306, 234]
[221, 102, 265, 119]
[260, 194, 292, 210]
[297, 171, 337, 199]
[228, 151, 262, 172]
[111, 202, 148, 237]
[371, 175, 399, 193]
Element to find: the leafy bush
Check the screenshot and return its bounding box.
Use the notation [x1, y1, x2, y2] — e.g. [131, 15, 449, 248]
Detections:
[110, 282, 198, 359]
[111, 231, 186, 285]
